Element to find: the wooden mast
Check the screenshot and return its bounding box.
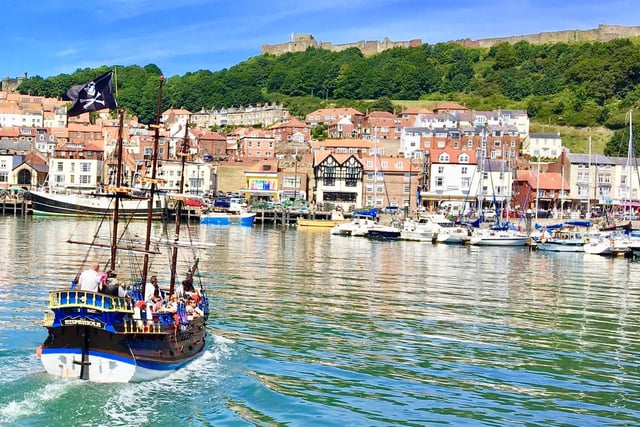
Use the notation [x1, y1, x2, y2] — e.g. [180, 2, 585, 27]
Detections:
[169, 119, 190, 295]
[108, 110, 126, 271]
[140, 75, 165, 293]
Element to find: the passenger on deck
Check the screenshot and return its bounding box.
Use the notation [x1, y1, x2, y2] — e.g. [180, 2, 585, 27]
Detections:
[78, 261, 102, 292]
[118, 282, 130, 298]
[158, 294, 179, 314]
[145, 275, 164, 312]
[186, 296, 203, 320]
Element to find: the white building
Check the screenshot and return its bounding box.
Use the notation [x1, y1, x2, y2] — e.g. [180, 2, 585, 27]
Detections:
[523, 133, 563, 159]
[48, 155, 103, 191]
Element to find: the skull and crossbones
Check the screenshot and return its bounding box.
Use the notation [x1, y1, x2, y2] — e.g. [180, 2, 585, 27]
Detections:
[79, 81, 106, 111]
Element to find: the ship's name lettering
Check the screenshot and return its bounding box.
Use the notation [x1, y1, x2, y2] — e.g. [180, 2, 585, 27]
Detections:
[63, 319, 104, 328]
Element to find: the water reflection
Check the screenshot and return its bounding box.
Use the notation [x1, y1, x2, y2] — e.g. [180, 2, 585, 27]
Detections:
[0, 216, 639, 424]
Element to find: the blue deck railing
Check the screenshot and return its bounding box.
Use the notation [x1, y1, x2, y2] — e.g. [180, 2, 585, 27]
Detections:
[48, 290, 135, 312]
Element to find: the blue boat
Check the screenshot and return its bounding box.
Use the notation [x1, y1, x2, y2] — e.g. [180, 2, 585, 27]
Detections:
[200, 210, 256, 226]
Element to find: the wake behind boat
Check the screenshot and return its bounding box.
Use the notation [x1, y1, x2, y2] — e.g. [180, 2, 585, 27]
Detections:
[38, 74, 209, 383]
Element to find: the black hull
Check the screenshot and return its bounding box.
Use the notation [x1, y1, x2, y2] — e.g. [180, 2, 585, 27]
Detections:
[367, 230, 401, 240]
[29, 191, 165, 219]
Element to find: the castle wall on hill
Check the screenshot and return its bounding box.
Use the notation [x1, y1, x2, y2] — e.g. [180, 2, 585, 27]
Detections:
[2, 73, 28, 93]
[261, 34, 421, 56]
[455, 24, 640, 48]
[262, 25, 640, 57]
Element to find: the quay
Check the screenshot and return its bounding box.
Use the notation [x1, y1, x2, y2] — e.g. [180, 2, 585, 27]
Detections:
[0, 202, 336, 225]
[250, 209, 335, 225]
[0, 199, 29, 216]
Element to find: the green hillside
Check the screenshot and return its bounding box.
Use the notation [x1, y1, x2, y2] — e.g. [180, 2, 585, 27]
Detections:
[17, 38, 640, 156]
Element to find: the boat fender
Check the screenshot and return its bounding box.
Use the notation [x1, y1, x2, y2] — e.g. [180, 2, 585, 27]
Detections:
[610, 239, 615, 247]
[36, 345, 42, 358]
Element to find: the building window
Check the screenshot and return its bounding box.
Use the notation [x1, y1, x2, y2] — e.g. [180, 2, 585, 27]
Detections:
[323, 166, 335, 186]
[0, 172, 7, 183]
[57, 162, 64, 172]
[80, 175, 91, 184]
[461, 166, 468, 175]
[282, 176, 299, 188]
[436, 177, 443, 188]
[346, 167, 358, 187]
[438, 166, 444, 174]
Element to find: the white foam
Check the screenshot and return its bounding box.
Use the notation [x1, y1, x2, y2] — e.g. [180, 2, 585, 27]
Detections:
[0, 381, 73, 422]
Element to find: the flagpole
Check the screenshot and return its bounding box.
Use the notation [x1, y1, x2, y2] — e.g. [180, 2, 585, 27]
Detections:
[114, 66, 118, 100]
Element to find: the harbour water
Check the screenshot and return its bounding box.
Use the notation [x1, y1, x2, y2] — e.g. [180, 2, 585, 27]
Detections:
[0, 216, 639, 426]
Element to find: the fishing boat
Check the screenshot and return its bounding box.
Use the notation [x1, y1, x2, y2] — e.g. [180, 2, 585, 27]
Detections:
[200, 209, 257, 226]
[37, 73, 209, 383]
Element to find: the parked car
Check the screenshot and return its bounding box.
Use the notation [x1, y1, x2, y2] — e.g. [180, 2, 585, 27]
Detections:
[501, 209, 522, 219]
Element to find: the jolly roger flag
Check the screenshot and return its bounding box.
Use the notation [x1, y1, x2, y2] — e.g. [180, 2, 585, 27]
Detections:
[65, 70, 117, 116]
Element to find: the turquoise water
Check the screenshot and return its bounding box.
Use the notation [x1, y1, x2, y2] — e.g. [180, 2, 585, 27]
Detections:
[0, 216, 638, 426]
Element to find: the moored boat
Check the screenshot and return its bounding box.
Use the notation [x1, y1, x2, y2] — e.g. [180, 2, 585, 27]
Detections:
[584, 234, 631, 256]
[469, 226, 528, 246]
[297, 210, 346, 227]
[537, 228, 587, 252]
[200, 210, 256, 226]
[435, 224, 472, 244]
[365, 222, 401, 240]
[29, 189, 167, 219]
[400, 214, 450, 242]
[331, 216, 377, 236]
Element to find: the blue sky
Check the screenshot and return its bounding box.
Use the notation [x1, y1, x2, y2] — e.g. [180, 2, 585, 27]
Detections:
[3, 0, 639, 79]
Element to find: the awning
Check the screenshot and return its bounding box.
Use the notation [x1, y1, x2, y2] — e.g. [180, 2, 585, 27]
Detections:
[419, 192, 470, 201]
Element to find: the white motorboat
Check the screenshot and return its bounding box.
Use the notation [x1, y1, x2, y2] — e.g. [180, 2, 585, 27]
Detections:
[469, 227, 528, 246]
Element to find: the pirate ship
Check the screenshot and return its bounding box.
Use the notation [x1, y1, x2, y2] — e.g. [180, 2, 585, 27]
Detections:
[37, 74, 210, 382]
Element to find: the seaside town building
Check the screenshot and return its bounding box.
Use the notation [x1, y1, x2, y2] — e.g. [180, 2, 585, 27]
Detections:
[0, 87, 638, 217]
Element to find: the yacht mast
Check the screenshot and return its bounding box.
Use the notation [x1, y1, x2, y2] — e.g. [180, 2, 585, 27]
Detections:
[627, 110, 634, 216]
[587, 135, 591, 219]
